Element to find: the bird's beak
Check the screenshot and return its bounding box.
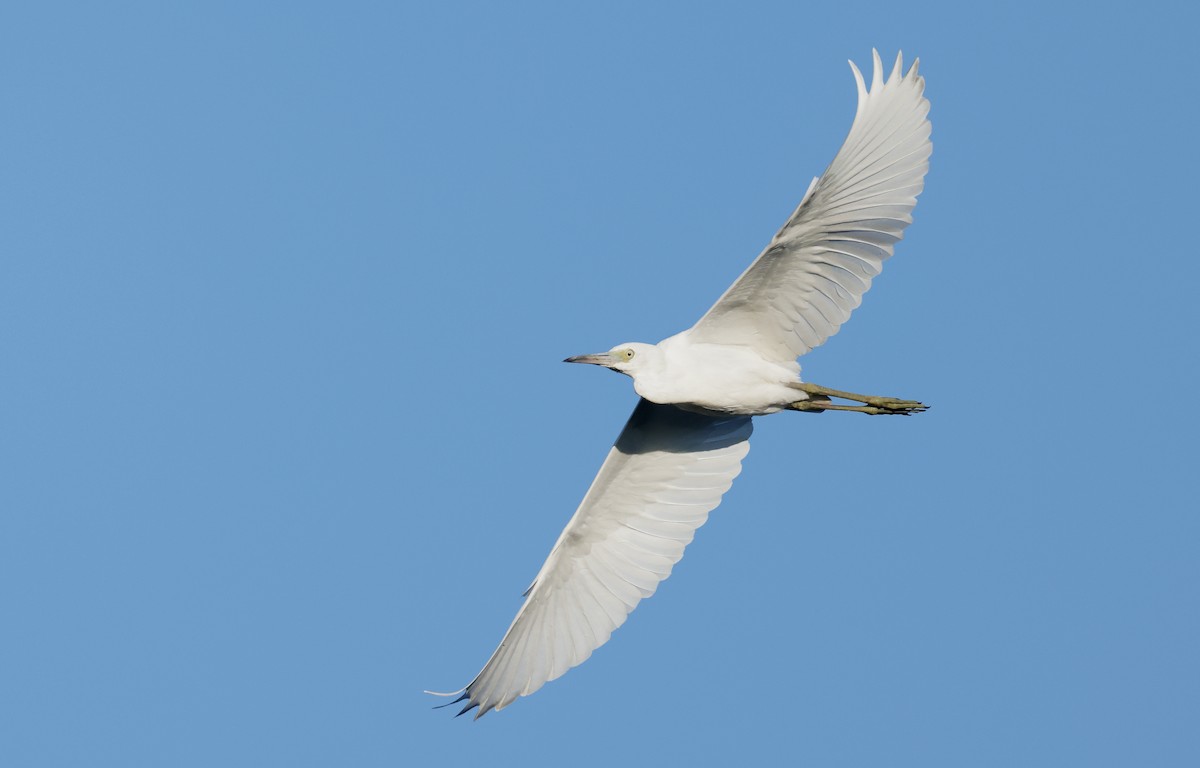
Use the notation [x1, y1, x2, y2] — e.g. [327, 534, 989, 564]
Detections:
[564, 352, 617, 367]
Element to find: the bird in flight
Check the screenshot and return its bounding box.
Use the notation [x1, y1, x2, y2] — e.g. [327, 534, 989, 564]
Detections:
[430, 49, 932, 718]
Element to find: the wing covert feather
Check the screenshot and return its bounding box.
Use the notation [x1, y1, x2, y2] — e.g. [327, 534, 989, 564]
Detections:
[442, 400, 751, 718]
[689, 50, 932, 362]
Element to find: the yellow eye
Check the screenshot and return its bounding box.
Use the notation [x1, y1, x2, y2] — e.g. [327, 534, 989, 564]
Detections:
[621, 348, 635, 361]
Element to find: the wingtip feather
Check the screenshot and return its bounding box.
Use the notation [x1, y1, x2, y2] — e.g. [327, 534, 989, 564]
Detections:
[848, 59, 867, 118]
[428, 689, 470, 711]
[425, 687, 467, 698]
[847, 59, 864, 85]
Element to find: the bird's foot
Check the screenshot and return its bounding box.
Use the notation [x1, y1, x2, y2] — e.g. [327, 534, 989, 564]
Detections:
[787, 383, 929, 416]
[857, 396, 929, 415]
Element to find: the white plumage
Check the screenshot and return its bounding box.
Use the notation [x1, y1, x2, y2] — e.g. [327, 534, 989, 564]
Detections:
[430, 50, 932, 718]
[691, 50, 932, 362]
[454, 402, 752, 714]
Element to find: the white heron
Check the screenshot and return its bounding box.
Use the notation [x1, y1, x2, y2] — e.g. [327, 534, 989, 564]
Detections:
[430, 50, 932, 718]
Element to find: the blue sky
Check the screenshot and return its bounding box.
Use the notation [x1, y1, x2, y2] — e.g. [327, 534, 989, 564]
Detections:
[3, 1, 1198, 766]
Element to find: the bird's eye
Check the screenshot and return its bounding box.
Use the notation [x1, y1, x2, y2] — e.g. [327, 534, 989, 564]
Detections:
[623, 348, 635, 361]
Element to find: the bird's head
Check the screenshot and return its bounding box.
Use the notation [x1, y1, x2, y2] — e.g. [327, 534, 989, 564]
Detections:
[564, 342, 658, 378]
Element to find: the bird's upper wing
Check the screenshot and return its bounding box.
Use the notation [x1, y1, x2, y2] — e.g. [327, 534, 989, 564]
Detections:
[434, 399, 752, 718]
[688, 50, 932, 362]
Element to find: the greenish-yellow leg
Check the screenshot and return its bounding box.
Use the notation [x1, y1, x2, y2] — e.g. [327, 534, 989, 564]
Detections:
[786, 382, 929, 416]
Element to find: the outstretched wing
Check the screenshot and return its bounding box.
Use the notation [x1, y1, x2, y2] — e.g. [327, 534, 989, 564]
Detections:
[432, 400, 752, 718]
[689, 50, 932, 362]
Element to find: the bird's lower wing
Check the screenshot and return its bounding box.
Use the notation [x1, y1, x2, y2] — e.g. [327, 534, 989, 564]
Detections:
[689, 50, 932, 362]
[433, 400, 752, 718]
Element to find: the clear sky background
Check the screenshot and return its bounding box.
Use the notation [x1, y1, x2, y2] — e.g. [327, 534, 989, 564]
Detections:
[3, 2, 1198, 766]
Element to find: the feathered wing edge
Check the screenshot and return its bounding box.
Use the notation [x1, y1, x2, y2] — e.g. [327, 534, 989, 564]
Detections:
[428, 401, 752, 718]
[688, 49, 931, 361]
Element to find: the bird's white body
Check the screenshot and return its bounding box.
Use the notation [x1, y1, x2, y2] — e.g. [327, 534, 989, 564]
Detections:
[615, 336, 803, 416]
[432, 50, 932, 718]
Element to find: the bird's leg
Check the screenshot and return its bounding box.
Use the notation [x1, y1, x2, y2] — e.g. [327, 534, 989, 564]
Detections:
[787, 392, 830, 413]
[787, 382, 929, 416]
